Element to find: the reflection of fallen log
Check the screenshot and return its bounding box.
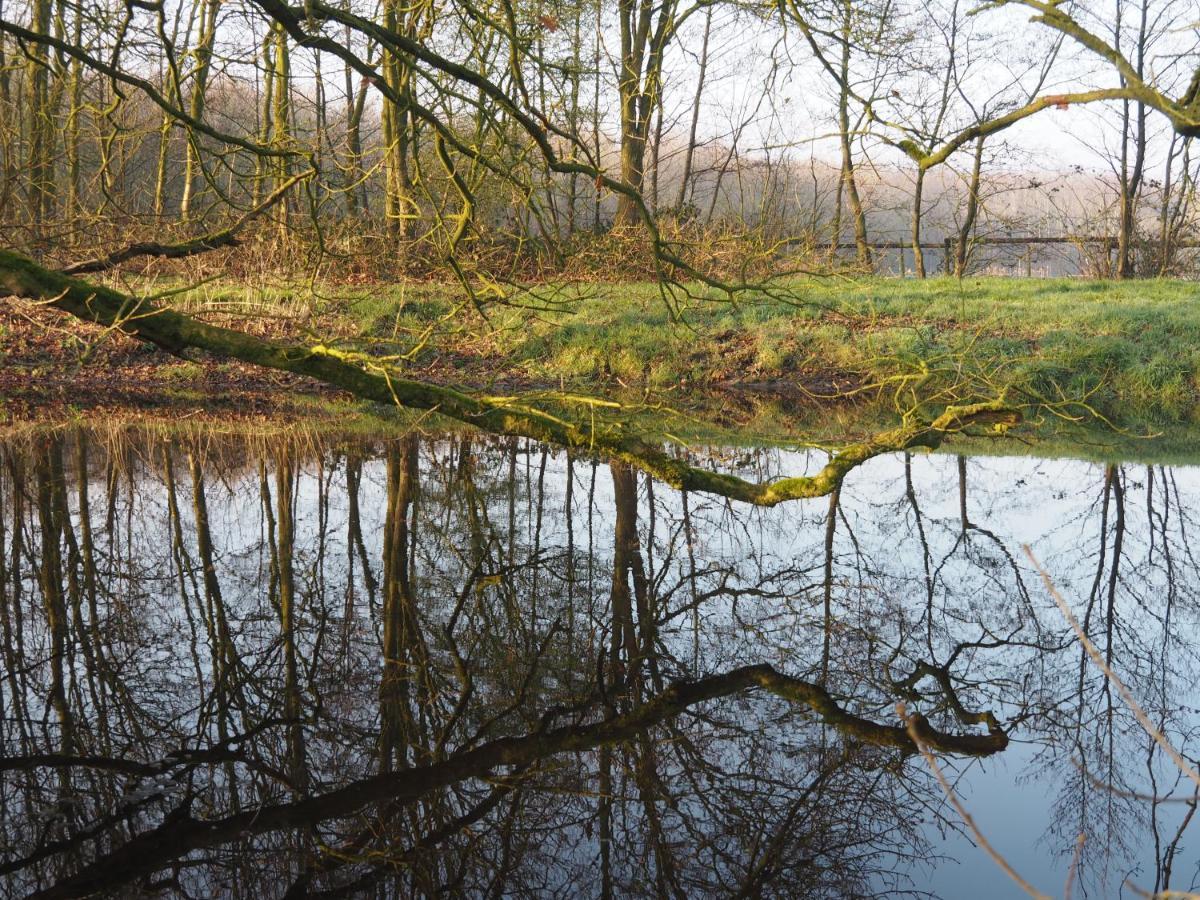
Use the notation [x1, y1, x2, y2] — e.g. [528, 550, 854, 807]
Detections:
[0, 249, 1019, 507]
[19, 662, 1006, 899]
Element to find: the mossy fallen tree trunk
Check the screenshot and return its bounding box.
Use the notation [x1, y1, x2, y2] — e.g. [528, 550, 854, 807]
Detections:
[0, 249, 1020, 505]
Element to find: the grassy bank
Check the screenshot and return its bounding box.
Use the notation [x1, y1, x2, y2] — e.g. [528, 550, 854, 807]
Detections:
[9, 274, 1200, 439]
[196, 274, 1200, 421]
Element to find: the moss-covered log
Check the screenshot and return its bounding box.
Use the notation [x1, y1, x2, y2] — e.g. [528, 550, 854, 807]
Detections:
[0, 248, 1020, 505]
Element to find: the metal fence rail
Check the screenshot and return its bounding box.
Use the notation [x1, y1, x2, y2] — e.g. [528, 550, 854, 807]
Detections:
[799, 235, 1200, 276]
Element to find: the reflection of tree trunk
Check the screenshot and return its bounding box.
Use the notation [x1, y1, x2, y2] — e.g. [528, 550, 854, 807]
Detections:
[1073, 463, 1123, 841]
[957, 455, 969, 532]
[457, 438, 492, 568]
[164, 445, 241, 811]
[1103, 466, 1125, 670]
[902, 455, 935, 646]
[259, 461, 279, 610]
[378, 438, 441, 892]
[507, 438, 518, 562]
[61, 435, 102, 717]
[34, 438, 75, 756]
[190, 453, 238, 692]
[598, 743, 614, 900]
[634, 731, 684, 898]
[609, 462, 644, 682]
[380, 438, 428, 772]
[342, 454, 377, 664]
[565, 453, 577, 667]
[531, 447, 548, 620]
[274, 450, 308, 793]
[0, 449, 33, 743]
[820, 486, 840, 684]
[74, 435, 102, 660]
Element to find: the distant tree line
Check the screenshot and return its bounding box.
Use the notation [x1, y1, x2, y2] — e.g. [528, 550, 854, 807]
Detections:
[2, 0, 1200, 279]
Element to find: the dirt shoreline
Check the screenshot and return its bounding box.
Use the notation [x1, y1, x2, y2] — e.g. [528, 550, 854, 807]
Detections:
[1, 296, 854, 427]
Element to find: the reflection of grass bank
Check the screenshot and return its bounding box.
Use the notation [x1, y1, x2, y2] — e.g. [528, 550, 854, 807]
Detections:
[8, 389, 1199, 471]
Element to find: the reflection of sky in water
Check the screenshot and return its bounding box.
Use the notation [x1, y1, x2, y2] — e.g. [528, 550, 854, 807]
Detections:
[4, 435, 1200, 897]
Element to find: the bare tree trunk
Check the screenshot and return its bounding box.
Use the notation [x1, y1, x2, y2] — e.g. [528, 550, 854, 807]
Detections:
[955, 136, 985, 277]
[342, 29, 371, 218]
[910, 168, 926, 277]
[179, 0, 220, 222]
[838, 4, 870, 268]
[649, 87, 664, 216]
[26, 0, 54, 241]
[613, 0, 677, 227]
[592, 0, 602, 231]
[614, 51, 648, 226]
[1116, 0, 1148, 279]
[381, 0, 421, 244]
[64, 3, 82, 222]
[1158, 136, 1193, 275]
[566, 2, 583, 234]
[675, 6, 711, 215]
[267, 21, 292, 232]
[255, 25, 274, 206]
[0, 37, 15, 223]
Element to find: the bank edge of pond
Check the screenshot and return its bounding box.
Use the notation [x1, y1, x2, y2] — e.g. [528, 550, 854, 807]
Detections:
[8, 275, 1200, 467]
[7, 391, 1200, 472]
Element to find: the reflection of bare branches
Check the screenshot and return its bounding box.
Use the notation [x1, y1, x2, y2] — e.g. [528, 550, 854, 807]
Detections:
[26, 664, 1004, 899]
[1025, 547, 1200, 794]
[899, 702, 1049, 900]
[891, 658, 1003, 733]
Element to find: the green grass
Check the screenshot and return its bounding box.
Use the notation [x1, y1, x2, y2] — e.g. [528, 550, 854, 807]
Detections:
[341, 276, 1200, 416]
[155, 274, 1200, 424]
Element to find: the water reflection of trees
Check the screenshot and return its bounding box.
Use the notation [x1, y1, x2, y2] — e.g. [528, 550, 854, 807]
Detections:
[0, 430, 1195, 897]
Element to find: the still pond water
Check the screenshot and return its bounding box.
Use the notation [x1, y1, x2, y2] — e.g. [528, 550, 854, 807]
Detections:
[1, 429, 1198, 898]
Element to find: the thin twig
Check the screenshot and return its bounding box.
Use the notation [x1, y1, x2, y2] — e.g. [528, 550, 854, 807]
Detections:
[1064, 832, 1085, 900]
